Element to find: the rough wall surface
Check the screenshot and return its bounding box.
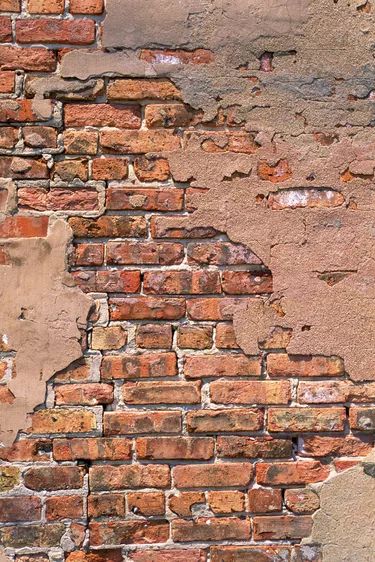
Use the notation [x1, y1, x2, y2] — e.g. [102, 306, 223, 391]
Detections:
[0, 1, 374, 561]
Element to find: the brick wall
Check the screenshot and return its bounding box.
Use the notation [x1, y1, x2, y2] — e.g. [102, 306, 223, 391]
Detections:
[0, 1, 374, 561]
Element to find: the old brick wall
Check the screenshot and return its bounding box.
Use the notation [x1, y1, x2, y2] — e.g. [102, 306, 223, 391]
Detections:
[0, 1, 374, 561]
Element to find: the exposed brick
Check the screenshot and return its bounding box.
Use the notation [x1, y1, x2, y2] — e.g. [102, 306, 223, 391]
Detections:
[173, 463, 253, 488]
[256, 461, 329, 486]
[187, 297, 245, 321]
[0, 70, 14, 93]
[127, 492, 165, 516]
[123, 381, 201, 404]
[186, 409, 264, 433]
[66, 552, 123, 562]
[248, 488, 283, 513]
[177, 324, 213, 349]
[215, 323, 239, 349]
[101, 352, 177, 380]
[104, 410, 181, 435]
[110, 296, 186, 320]
[136, 324, 173, 349]
[257, 159, 292, 183]
[89, 464, 170, 491]
[0, 216, 48, 238]
[100, 129, 181, 153]
[0, 439, 51, 462]
[106, 241, 184, 265]
[0, 46, 56, 71]
[91, 326, 127, 350]
[151, 216, 218, 239]
[210, 380, 291, 404]
[284, 488, 320, 514]
[24, 466, 84, 491]
[185, 354, 261, 378]
[30, 408, 97, 434]
[45, 495, 83, 520]
[88, 494, 125, 518]
[187, 131, 257, 154]
[89, 520, 169, 547]
[349, 407, 375, 431]
[55, 383, 114, 405]
[128, 551, 206, 562]
[210, 547, 291, 562]
[53, 159, 88, 182]
[134, 155, 170, 181]
[267, 353, 344, 377]
[18, 187, 99, 212]
[16, 19, 96, 45]
[300, 435, 373, 457]
[253, 515, 312, 540]
[65, 104, 141, 128]
[221, 271, 273, 294]
[217, 436, 293, 458]
[63, 129, 98, 154]
[0, 0, 20, 11]
[0, 467, 20, 492]
[208, 491, 245, 514]
[73, 243, 104, 266]
[187, 241, 262, 265]
[268, 407, 346, 432]
[0, 523, 65, 548]
[24, 126, 57, 148]
[28, 0, 64, 14]
[144, 270, 221, 295]
[0, 156, 49, 178]
[0, 496, 41, 522]
[136, 437, 214, 460]
[107, 187, 183, 212]
[0, 16, 11, 41]
[108, 79, 182, 101]
[0, 126, 18, 148]
[145, 103, 193, 128]
[53, 437, 132, 461]
[172, 517, 250, 542]
[69, 216, 147, 238]
[169, 492, 205, 517]
[92, 158, 128, 180]
[268, 188, 344, 209]
[70, 0, 104, 14]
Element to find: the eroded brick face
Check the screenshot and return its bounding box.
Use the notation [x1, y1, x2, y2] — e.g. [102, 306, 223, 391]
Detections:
[0, 1, 373, 561]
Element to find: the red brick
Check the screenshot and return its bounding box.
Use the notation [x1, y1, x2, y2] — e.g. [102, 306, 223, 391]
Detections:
[74, 270, 141, 294]
[89, 520, 169, 547]
[216, 323, 239, 349]
[73, 243, 104, 266]
[63, 129, 98, 154]
[256, 461, 329, 486]
[210, 380, 291, 404]
[18, 187, 99, 212]
[55, 383, 113, 406]
[88, 494, 125, 518]
[28, 0, 64, 13]
[267, 353, 344, 377]
[136, 437, 214, 460]
[140, 49, 214, 65]
[53, 437, 131, 461]
[144, 270, 220, 295]
[284, 488, 320, 514]
[0, 126, 17, 148]
[129, 550, 206, 562]
[53, 158, 88, 182]
[187, 297, 245, 320]
[0, 157, 48, 179]
[173, 463, 253, 488]
[208, 491, 245, 514]
[123, 381, 201, 404]
[23, 126, 57, 147]
[349, 407, 375, 431]
[187, 241, 261, 265]
[69, 216, 147, 238]
[300, 435, 373, 457]
[66, 552, 123, 562]
[134, 155, 170, 181]
[100, 129, 180, 153]
[89, 464, 170, 491]
[222, 271, 272, 294]
[92, 157, 128, 180]
[0, 439, 51, 462]
[45, 496, 83, 521]
[217, 436, 292, 458]
[257, 159, 292, 183]
[248, 488, 282, 513]
[104, 410, 181, 435]
[210, 547, 291, 562]
[145, 103, 192, 128]
[172, 517, 250, 542]
[24, 466, 84, 491]
[186, 409, 263, 433]
[0, 0, 20, 11]
[107, 187, 183, 212]
[0, 70, 14, 93]
[70, 0, 103, 14]
[0, 16, 11, 41]
[16, 19, 96, 44]
[127, 492, 165, 516]
[169, 492, 205, 517]
[106, 241, 184, 265]
[107, 79, 182, 101]
[253, 515, 312, 540]
[268, 407, 346, 432]
[110, 296, 186, 320]
[0, 216, 48, 238]
[101, 352, 177, 380]
[185, 354, 261, 378]
[136, 324, 173, 349]
[0, 46, 56, 71]
[65, 104, 141, 128]
[177, 325, 213, 349]
[0, 496, 41, 522]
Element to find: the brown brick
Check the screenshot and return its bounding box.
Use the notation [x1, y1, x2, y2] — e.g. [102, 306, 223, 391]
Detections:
[63, 129, 98, 154]
[0, 15, 11, 40]
[134, 155, 170, 181]
[0, 46, 56, 71]
[127, 491, 165, 516]
[66, 552, 123, 562]
[136, 437, 214, 460]
[88, 494, 125, 518]
[253, 515, 312, 540]
[0, 439, 51, 462]
[145, 103, 192, 128]
[0, 156, 48, 179]
[210, 547, 291, 562]
[100, 128, 180, 153]
[30, 408, 97, 435]
[0, 523, 65, 548]
[69, 216, 147, 238]
[24, 466, 84, 491]
[106, 241, 184, 265]
[19, 187, 99, 212]
[91, 327, 127, 351]
[0, 70, 14, 93]
[16, 19, 95, 44]
[185, 354, 261, 378]
[28, 0, 64, 13]
[256, 461, 329, 486]
[300, 435, 373, 457]
[169, 492, 205, 517]
[0, 99, 53, 122]
[0, 496, 41, 522]
[55, 383, 114, 406]
[128, 551, 206, 562]
[267, 354, 344, 377]
[173, 463, 253, 488]
[53, 437, 132, 461]
[349, 407, 375, 431]
[89, 464, 170, 491]
[217, 436, 293, 458]
[208, 491, 245, 514]
[89, 520, 169, 547]
[101, 352, 177, 380]
[46, 495, 83, 520]
[65, 104, 141, 128]
[92, 157, 128, 180]
[187, 241, 261, 265]
[136, 323, 173, 349]
[222, 271, 273, 294]
[144, 270, 220, 295]
[0, 126, 17, 148]
[187, 297, 244, 320]
[53, 159, 88, 182]
[23, 126, 57, 148]
[172, 517, 250, 542]
[268, 407, 346, 432]
[186, 409, 263, 433]
[216, 323, 239, 349]
[0, 467, 20, 492]
[104, 410, 181, 435]
[110, 296, 186, 320]
[284, 488, 320, 514]
[70, 0, 103, 14]
[107, 187, 183, 212]
[108, 79, 181, 101]
[178, 324, 213, 349]
[210, 380, 291, 405]
[123, 381, 201, 404]
[248, 488, 282, 513]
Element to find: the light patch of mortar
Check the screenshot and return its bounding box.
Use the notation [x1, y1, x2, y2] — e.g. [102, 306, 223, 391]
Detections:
[0, 218, 92, 447]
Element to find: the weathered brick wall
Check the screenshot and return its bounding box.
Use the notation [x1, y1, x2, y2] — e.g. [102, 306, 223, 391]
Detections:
[0, 1, 374, 561]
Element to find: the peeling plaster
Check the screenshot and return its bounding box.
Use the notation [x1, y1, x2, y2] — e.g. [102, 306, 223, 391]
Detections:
[0, 219, 92, 447]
